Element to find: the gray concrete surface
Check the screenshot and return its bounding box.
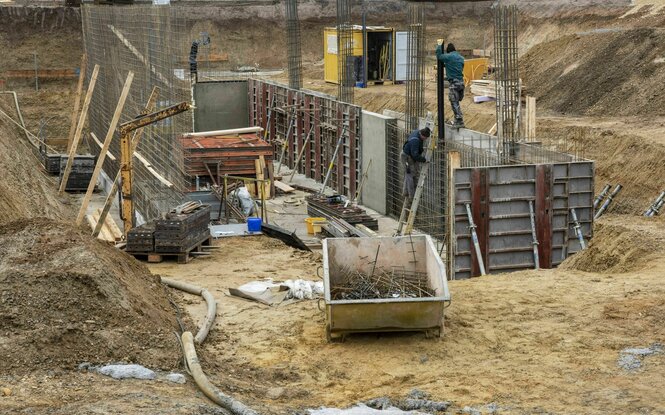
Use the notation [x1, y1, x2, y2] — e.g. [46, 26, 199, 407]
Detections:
[360, 110, 395, 215]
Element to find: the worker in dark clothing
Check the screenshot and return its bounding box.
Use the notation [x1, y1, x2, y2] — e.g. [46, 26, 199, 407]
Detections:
[436, 41, 466, 128]
[401, 127, 431, 201]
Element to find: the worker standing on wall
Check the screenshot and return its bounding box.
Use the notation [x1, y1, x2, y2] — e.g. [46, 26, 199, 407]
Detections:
[401, 127, 431, 201]
[436, 40, 466, 128]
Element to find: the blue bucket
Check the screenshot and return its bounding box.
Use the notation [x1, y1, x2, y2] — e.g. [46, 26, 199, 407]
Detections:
[247, 217, 262, 233]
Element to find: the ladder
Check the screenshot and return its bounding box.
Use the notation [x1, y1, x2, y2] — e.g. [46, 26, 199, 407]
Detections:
[396, 114, 435, 236]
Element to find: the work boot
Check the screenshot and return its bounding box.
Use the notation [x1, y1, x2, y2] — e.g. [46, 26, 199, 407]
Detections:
[453, 119, 465, 129]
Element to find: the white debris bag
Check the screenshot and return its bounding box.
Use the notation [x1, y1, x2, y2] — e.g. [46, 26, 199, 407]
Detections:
[283, 279, 324, 300]
[228, 187, 254, 216]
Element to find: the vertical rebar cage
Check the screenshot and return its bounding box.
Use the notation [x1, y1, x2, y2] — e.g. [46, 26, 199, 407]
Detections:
[494, 4, 520, 159]
[336, 0, 354, 104]
[405, 3, 426, 133]
[285, 0, 303, 90]
[81, 4, 191, 222]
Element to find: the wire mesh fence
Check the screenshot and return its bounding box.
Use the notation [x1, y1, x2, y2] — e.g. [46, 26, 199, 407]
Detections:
[81, 5, 191, 221]
[386, 118, 447, 247]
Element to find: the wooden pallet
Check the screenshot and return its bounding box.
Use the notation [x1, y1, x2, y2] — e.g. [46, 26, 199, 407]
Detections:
[128, 235, 213, 264]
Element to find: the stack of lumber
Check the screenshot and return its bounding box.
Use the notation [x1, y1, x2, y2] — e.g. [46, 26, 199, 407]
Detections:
[179, 132, 273, 188]
[86, 208, 123, 243]
[470, 80, 497, 98]
[306, 195, 379, 231]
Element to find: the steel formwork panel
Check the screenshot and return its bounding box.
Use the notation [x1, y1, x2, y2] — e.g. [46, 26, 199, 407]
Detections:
[451, 161, 594, 279]
[248, 79, 361, 197]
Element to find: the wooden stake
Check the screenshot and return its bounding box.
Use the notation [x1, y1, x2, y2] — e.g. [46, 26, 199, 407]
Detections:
[76, 71, 134, 226]
[66, 53, 87, 153]
[59, 64, 99, 194]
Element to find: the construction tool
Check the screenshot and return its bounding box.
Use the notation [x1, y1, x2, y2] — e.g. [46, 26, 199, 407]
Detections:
[594, 184, 622, 220]
[288, 124, 315, 183]
[570, 208, 586, 250]
[119, 101, 191, 234]
[396, 114, 435, 236]
[465, 203, 486, 276]
[593, 184, 612, 210]
[93, 87, 160, 238]
[276, 108, 296, 174]
[645, 191, 665, 217]
[318, 124, 347, 195]
[528, 200, 540, 269]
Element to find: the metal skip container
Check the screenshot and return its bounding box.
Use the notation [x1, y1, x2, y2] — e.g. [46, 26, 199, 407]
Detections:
[323, 235, 450, 341]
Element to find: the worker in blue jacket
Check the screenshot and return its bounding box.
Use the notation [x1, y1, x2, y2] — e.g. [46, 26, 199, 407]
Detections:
[401, 127, 431, 201]
[436, 41, 466, 128]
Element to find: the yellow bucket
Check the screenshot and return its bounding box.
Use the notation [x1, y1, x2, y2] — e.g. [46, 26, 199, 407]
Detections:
[305, 217, 326, 234]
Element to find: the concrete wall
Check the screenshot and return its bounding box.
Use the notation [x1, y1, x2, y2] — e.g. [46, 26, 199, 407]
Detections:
[194, 80, 249, 132]
[360, 110, 395, 215]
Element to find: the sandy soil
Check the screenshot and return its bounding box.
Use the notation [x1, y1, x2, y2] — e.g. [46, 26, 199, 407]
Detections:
[139, 219, 665, 415]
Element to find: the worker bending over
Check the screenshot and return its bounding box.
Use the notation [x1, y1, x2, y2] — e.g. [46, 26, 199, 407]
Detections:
[436, 41, 465, 128]
[401, 127, 431, 202]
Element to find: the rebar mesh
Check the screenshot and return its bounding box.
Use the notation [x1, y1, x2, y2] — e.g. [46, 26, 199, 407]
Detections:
[405, 3, 426, 132]
[385, 118, 447, 246]
[336, 0, 354, 104]
[494, 4, 520, 158]
[285, 0, 303, 90]
[81, 5, 191, 221]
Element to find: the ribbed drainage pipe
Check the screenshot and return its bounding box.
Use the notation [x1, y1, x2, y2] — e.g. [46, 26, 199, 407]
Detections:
[161, 277, 259, 415]
[161, 277, 215, 344]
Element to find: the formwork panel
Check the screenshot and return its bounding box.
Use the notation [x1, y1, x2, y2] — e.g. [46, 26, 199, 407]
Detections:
[247, 79, 361, 197]
[452, 160, 595, 279]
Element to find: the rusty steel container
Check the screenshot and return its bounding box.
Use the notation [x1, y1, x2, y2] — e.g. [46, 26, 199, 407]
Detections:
[323, 235, 450, 341]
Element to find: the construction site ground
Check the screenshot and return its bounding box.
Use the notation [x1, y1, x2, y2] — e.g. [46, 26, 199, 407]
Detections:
[2, 2, 665, 414]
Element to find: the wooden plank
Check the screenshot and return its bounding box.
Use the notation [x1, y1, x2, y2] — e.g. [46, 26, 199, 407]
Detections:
[67, 53, 87, 153]
[75, 71, 134, 225]
[274, 180, 295, 194]
[59, 64, 100, 194]
[90, 132, 117, 161]
[525, 96, 536, 141]
[98, 207, 123, 241]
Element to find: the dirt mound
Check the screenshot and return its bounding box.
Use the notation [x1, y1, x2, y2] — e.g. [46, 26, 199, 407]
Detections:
[0, 219, 182, 374]
[561, 221, 663, 272]
[538, 122, 665, 214]
[521, 27, 665, 117]
[0, 103, 72, 224]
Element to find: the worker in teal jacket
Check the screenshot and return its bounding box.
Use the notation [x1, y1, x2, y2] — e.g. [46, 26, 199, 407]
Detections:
[436, 41, 466, 128]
